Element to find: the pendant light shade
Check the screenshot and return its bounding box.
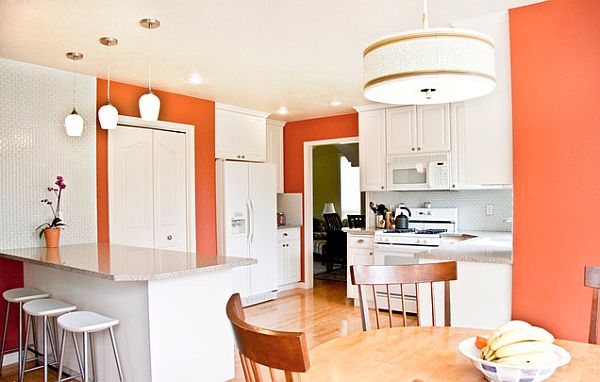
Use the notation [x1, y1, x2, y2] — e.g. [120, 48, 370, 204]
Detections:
[65, 52, 84, 137]
[98, 37, 119, 130]
[363, 1, 495, 105]
[139, 18, 161, 121]
[139, 91, 161, 121]
[98, 102, 119, 129]
[65, 108, 84, 137]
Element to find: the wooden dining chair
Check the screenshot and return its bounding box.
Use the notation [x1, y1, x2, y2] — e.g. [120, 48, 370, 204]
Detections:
[226, 293, 310, 381]
[350, 262, 457, 331]
[584, 265, 600, 344]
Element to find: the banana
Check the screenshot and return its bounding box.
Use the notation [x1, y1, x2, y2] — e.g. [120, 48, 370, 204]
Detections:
[489, 326, 554, 352]
[494, 350, 560, 366]
[487, 320, 532, 350]
[494, 341, 555, 359]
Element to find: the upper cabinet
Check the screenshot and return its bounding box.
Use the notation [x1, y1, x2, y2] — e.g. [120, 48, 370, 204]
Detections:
[215, 103, 270, 162]
[386, 104, 450, 155]
[266, 119, 285, 193]
[451, 12, 513, 187]
[357, 108, 387, 191]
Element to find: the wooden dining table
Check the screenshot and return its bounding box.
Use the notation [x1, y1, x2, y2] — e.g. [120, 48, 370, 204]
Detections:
[301, 327, 600, 381]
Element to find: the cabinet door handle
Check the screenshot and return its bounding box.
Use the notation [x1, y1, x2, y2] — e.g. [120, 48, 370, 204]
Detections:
[357, 239, 364, 244]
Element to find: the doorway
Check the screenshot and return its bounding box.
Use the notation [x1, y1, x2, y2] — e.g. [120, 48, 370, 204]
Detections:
[108, 116, 196, 252]
[303, 137, 359, 289]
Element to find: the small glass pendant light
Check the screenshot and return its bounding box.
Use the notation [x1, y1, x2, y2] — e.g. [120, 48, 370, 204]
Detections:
[64, 52, 84, 137]
[98, 37, 119, 129]
[139, 18, 161, 121]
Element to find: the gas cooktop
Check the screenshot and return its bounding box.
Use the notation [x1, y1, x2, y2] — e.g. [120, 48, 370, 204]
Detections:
[382, 228, 448, 235]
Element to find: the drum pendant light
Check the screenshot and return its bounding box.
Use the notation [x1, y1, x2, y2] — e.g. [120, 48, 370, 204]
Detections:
[363, 0, 496, 105]
[139, 18, 161, 121]
[98, 37, 119, 129]
[64, 52, 84, 137]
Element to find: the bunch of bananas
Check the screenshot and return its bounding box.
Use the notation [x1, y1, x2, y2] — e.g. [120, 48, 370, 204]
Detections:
[479, 320, 559, 366]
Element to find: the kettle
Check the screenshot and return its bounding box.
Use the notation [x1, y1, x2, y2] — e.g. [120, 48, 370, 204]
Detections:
[394, 206, 412, 230]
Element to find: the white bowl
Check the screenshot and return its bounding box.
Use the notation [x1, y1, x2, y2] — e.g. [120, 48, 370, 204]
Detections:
[458, 337, 571, 382]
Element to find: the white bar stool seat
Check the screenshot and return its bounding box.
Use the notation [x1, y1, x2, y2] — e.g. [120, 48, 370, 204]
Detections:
[21, 299, 76, 382]
[57, 311, 124, 382]
[58, 311, 119, 333]
[0, 287, 49, 379]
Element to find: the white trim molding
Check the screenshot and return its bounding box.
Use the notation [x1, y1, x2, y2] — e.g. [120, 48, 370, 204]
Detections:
[215, 103, 271, 118]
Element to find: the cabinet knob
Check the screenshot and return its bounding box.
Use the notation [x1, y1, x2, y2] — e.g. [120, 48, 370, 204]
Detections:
[369, 252, 373, 256]
[411, 147, 415, 151]
[357, 239, 364, 244]
[380, 186, 384, 190]
[283, 232, 288, 237]
[417, 147, 421, 151]
[242, 155, 245, 159]
[167, 235, 173, 241]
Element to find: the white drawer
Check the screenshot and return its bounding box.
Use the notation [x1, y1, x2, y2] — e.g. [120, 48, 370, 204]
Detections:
[347, 235, 374, 250]
[278, 227, 300, 242]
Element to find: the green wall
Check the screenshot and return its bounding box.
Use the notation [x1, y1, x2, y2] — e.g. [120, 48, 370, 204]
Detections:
[312, 145, 341, 220]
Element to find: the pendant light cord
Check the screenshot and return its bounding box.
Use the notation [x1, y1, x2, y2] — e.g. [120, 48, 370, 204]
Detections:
[147, 23, 152, 92]
[107, 45, 111, 102]
[71, 59, 76, 111]
[422, 0, 429, 29]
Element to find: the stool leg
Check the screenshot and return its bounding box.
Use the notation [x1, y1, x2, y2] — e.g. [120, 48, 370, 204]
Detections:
[56, 330, 66, 382]
[19, 315, 31, 382]
[18, 302, 23, 382]
[43, 315, 48, 382]
[31, 311, 39, 366]
[45, 317, 58, 365]
[82, 331, 88, 382]
[71, 332, 84, 379]
[109, 327, 124, 382]
[89, 333, 96, 382]
[0, 301, 10, 375]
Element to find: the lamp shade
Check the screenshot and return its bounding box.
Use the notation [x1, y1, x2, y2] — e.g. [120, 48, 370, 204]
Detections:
[139, 91, 160, 121]
[363, 28, 495, 105]
[322, 203, 336, 214]
[64, 109, 84, 137]
[98, 102, 119, 130]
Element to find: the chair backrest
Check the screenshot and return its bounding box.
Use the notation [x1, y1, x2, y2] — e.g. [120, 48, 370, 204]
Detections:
[347, 214, 366, 229]
[585, 266, 600, 344]
[350, 262, 457, 331]
[323, 213, 342, 231]
[226, 293, 310, 381]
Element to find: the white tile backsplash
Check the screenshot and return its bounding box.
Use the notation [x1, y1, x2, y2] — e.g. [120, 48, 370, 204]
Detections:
[0, 58, 97, 249]
[367, 189, 513, 232]
[277, 193, 303, 227]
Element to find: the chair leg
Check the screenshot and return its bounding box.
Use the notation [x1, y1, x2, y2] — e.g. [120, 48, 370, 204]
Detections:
[56, 330, 66, 382]
[109, 327, 124, 382]
[0, 301, 10, 375]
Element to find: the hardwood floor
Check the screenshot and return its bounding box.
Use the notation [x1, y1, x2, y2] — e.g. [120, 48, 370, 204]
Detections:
[0, 280, 415, 382]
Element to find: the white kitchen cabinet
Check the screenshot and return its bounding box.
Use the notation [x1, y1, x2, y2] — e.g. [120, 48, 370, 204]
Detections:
[346, 234, 374, 299]
[450, 12, 513, 187]
[267, 119, 285, 193]
[277, 227, 301, 286]
[386, 104, 450, 156]
[357, 108, 386, 191]
[215, 103, 270, 162]
[419, 258, 512, 330]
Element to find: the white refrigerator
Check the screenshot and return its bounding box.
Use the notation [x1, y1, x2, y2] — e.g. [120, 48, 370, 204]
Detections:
[216, 160, 278, 306]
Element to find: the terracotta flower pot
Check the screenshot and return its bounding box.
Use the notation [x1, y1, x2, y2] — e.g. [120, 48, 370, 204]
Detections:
[43, 228, 61, 248]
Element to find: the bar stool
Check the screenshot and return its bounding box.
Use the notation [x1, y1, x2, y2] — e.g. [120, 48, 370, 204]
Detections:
[22, 299, 76, 382]
[57, 311, 124, 382]
[0, 287, 49, 378]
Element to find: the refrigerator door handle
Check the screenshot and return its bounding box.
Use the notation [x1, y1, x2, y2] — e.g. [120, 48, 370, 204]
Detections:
[245, 199, 251, 243]
[248, 198, 255, 243]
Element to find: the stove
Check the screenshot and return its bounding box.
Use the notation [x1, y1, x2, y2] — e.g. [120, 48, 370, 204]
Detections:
[374, 208, 457, 247]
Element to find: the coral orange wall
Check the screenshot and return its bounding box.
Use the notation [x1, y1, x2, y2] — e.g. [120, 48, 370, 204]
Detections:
[96, 80, 216, 254]
[510, 0, 600, 341]
[283, 113, 358, 280]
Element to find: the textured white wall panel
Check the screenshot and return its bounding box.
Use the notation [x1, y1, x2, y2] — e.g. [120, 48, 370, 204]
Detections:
[0, 58, 97, 249]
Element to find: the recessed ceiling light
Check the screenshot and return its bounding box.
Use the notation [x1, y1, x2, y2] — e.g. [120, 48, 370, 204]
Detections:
[277, 107, 288, 115]
[330, 101, 342, 106]
[185, 74, 203, 84]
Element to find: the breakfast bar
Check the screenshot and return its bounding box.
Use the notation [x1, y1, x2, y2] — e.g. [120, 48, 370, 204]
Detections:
[0, 244, 255, 382]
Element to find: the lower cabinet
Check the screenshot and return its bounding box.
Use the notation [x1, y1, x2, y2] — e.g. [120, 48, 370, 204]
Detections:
[278, 228, 301, 287]
[346, 234, 375, 299]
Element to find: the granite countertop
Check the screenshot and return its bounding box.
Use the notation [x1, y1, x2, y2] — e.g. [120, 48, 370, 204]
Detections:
[0, 243, 256, 281]
[416, 231, 513, 265]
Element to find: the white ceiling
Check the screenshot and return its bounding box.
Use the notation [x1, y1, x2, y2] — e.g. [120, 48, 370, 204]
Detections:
[0, 0, 543, 121]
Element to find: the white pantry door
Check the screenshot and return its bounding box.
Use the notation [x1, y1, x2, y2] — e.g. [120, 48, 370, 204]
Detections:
[109, 127, 188, 251]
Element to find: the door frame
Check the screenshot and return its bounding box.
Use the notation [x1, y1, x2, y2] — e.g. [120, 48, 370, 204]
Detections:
[303, 136, 359, 289]
[108, 115, 197, 252]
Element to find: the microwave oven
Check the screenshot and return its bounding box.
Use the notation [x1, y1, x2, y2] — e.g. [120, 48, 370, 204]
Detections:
[387, 154, 450, 190]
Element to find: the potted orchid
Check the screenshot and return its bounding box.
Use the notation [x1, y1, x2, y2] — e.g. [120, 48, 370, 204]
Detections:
[36, 176, 67, 247]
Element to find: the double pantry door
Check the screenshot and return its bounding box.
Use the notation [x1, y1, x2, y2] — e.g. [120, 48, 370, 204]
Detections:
[109, 126, 188, 252]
